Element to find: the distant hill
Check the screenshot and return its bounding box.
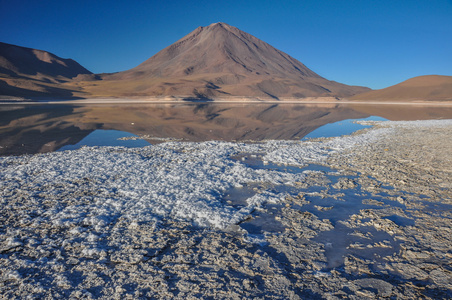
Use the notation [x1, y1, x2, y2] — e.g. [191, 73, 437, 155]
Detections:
[0, 42, 92, 81]
[0, 42, 93, 98]
[95, 22, 369, 99]
[350, 75, 452, 101]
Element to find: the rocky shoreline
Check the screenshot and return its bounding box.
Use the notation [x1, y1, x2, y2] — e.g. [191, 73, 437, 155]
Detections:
[1, 120, 451, 299]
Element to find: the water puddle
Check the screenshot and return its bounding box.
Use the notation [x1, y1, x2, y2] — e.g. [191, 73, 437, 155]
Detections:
[229, 151, 414, 269]
[416, 198, 452, 214]
[240, 205, 286, 234]
[232, 154, 333, 174]
[232, 153, 306, 173]
[59, 130, 150, 151]
[222, 184, 258, 208]
[383, 215, 415, 227]
[302, 116, 387, 140]
[314, 224, 399, 269]
[301, 186, 406, 225]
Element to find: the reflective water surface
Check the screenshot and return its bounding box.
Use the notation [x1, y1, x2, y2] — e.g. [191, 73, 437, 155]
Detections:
[1, 102, 452, 155]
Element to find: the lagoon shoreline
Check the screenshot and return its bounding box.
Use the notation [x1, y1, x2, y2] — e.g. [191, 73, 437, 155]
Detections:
[1, 96, 452, 106]
[1, 119, 451, 298]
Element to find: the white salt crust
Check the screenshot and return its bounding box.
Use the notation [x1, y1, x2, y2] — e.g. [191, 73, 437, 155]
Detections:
[2, 119, 449, 230]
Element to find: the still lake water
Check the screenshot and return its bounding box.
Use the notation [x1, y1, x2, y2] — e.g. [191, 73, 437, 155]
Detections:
[1, 102, 452, 155]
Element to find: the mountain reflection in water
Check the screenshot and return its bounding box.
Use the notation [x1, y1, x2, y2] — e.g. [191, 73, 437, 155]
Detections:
[1, 103, 452, 156]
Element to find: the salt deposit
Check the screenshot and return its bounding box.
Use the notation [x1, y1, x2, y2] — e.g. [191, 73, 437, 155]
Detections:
[1, 119, 451, 299]
[2, 128, 391, 230]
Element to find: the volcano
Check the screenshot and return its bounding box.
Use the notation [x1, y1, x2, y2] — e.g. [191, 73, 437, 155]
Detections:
[96, 22, 369, 99]
[1, 23, 371, 100]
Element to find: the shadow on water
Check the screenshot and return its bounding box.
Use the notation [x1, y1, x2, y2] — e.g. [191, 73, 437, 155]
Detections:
[182, 97, 214, 102]
[240, 203, 287, 235]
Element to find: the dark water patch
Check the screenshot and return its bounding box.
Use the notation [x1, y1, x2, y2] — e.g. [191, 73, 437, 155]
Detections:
[301, 176, 404, 225]
[383, 215, 415, 227]
[222, 184, 286, 234]
[304, 163, 335, 173]
[301, 195, 363, 225]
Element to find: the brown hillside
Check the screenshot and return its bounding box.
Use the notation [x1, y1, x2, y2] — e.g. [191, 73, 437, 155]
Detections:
[350, 75, 452, 101]
[0, 42, 92, 82]
[0, 42, 93, 98]
[110, 22, 320, 80]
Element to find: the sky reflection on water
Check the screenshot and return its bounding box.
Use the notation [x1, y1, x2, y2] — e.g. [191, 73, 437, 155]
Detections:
[59, 130, 150, 151]
[302, 116, 387, 140]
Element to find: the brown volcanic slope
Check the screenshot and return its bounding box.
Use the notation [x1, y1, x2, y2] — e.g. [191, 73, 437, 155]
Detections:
[0, 42, 94, 98]
[351, 75, 452, 101]
[87, 22, 369, 99]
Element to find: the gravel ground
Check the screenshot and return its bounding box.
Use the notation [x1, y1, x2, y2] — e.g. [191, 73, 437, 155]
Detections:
[1, 120, 451, 299]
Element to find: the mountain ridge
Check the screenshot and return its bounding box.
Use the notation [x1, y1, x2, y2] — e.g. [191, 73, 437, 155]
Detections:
[8, 23, 451, 100]
[0, 42, 93, 99]
[0, 23, 371, 99]
[351, 75, 452, 101]
[0, 42, 92, 82]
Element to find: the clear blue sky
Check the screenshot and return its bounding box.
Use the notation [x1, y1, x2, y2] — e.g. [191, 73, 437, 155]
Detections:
[1, 0, 451, 89]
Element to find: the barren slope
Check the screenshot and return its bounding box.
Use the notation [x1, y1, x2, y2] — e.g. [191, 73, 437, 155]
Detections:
[0, 42, 92, 81]
[0, 42, 93, 98]
[350, 75, 452, 101]
[94, 22, 369, 99]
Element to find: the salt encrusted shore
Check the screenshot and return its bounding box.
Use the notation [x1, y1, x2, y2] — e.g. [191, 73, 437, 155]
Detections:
[2, 96, 452, 105]
[0, 120, 451, 299]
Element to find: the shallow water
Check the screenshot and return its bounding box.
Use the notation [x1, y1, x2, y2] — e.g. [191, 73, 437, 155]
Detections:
[231, 149, 427, 268]
[302, 116, 387, 139]
[2, 102, 452, 156]
[62, 116, 386, 151]
[315, 224, 399, 269]
[59, 130, 150, 150]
